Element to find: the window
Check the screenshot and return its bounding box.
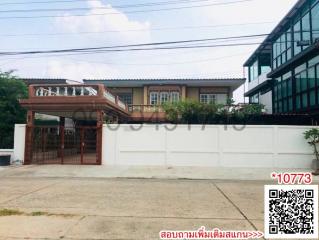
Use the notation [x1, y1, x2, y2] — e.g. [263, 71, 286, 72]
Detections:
[170, 92, 180, 102]
[301, 12, 311, 49]
[200, 94, 216, 104]
[150, 92, 159, 105]
[249, 60, 259, 81]
[294, 21, 302, 55]
[149, 90, 180, 104]
[312, 3, 319, 41]
[250, 93, 259, 104]
[160, 92, 169, 104]
[118, 93, 132, 105]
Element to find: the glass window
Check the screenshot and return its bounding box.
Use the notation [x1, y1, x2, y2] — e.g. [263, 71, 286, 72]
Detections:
[160, 92, 169, 104]
[312, 3, 319, 41]
[249, 60, 259, 81]
[301, 71, 308, 91]
[278, 84, 282, 99]
[150, 92, 159, 105]
[316, 65, 319, 86]
[294, 21, 301, 55]
[296, 74, 301, 93]
[282, 81, 287, 98]
[309, 55, 319, 67]
[296, 94, 301, 109]
[283, 100, 288, 112]
[273, 43, 277, 59]
[301, 13, 311, 45]
[200, 94, 216, 104]
[287, 31, 292, 48]
[310, 90, 316, 106]
[302, 93, 308, 108]
[287, 79, 292, 96]
[288, 97, 293, 111]
[170, 92, 180, 103]
[118, 93, 132, 105]
[308, 67, 316, 88]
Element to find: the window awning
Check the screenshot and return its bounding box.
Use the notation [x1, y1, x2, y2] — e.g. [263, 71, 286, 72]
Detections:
[244, 80, 275, 97]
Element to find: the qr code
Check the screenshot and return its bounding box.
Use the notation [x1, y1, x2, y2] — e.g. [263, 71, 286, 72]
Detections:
[264, 185, 318, 239]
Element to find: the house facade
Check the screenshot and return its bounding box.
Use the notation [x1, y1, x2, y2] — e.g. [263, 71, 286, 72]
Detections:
[244, 0, 319, 114]
[83, 78, 244, 121]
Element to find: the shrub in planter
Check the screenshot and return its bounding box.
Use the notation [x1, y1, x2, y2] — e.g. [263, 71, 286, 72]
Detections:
[303, 128, 319, 175]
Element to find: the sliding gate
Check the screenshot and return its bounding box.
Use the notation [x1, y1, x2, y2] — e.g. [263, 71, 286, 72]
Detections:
[24, 126, 102, 165]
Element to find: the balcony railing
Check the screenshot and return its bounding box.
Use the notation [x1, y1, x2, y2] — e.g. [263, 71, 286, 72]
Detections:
[103, 91, 116, 103]
[28, 84, 129, 112]
[34, 85, 99, 97]
[129, 105, 165, 113]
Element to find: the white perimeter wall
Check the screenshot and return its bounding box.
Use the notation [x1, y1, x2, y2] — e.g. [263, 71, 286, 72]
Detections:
[103, 124, 315, 169]
[13, 124, 26, 164]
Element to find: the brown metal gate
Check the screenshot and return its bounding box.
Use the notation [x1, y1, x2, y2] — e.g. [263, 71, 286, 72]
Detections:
[24, 126, 101, 165]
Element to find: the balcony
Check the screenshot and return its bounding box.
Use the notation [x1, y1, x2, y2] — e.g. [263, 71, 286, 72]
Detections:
[20, 84, 130, 119]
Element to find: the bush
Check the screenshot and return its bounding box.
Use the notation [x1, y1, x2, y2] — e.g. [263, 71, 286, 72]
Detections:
[0, 71, 27, 148]
[162, 100, 264, 124]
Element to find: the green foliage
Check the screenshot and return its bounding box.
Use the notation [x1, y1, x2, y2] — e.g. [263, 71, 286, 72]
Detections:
[162, 100, 264, 124]
[304, 128, 319, 164]
[304, 128, 319, 146]
[0, 71, 27, 148]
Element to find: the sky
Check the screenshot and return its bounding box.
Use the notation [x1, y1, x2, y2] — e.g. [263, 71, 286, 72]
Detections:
[0, 0, 299, 102]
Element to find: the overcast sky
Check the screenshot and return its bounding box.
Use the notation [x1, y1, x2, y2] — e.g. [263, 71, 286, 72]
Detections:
[0, 0, 298, 102]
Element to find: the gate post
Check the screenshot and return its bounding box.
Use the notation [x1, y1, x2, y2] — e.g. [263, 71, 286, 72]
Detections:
[59, 117, 65, 164]
[24, 111, 35, 165]
[96, 110, 103, 165]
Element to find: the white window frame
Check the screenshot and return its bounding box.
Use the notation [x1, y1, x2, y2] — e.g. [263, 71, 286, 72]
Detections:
[160, 92, 169, 104]
[150, 92, 159, 105]
[170, 91, 180, 102]
[200, 94, 216, 104]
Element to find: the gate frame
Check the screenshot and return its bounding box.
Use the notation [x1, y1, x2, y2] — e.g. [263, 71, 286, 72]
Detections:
[24, 110, 102, 165]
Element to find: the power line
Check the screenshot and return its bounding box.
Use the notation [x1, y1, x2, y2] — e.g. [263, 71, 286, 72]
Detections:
[0, 42, 262, 56]
[0, 0, 212, 6]
[0, 0, 254, 20]
[0, 21, 274, 37]
[0, 0, 214, 12]
[0, 33, 268, 56]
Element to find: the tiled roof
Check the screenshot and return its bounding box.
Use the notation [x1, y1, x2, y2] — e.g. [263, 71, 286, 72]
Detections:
[84, 78, 245, 81]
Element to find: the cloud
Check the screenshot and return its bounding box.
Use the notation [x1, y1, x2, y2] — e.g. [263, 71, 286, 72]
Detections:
[54, 0, 151, 43]
[46, 59, 120, 81]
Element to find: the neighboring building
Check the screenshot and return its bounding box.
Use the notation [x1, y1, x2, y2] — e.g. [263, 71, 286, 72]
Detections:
[84, 78, 244, 105]
[244, 0, 319, 114]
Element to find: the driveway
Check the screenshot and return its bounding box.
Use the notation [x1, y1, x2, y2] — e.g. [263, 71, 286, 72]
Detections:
[0, 171, 268, 240]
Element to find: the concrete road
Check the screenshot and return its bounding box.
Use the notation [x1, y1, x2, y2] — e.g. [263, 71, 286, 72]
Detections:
[0, 175, 269, 240]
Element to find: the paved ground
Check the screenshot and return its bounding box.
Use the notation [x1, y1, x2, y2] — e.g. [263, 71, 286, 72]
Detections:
[0, 174, 268, 240]
[0, 166, 317, 240]
[1, 165, 318, 181]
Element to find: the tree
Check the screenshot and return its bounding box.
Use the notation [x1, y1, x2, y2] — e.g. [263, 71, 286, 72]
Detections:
[0, 71, 27, 148]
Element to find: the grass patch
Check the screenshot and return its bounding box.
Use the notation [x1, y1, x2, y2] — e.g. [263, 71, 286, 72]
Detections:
[0, 208, 76, 218]
[0, 209, 24, 216]
[30, 211, 49, 216]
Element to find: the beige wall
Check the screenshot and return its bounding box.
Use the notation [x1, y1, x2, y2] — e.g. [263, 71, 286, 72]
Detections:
[133, 88, 143, 105]
[186, 87, 199, 101]
[109, 86, 231, 104]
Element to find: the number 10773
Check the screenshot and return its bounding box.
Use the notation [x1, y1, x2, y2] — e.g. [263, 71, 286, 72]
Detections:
[271, 172, 313, 185]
